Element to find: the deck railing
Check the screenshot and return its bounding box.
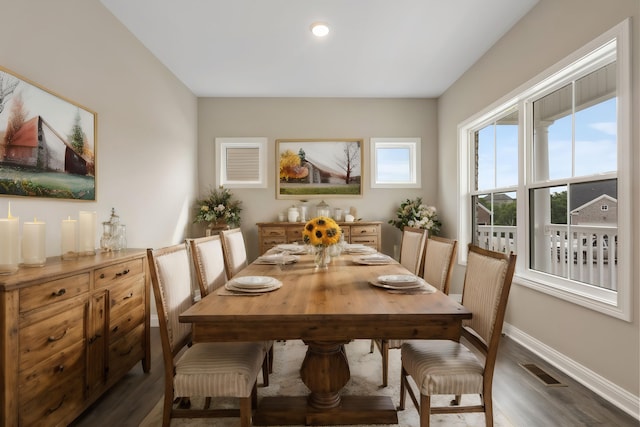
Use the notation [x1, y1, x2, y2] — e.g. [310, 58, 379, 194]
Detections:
[476, 224, 617, 290]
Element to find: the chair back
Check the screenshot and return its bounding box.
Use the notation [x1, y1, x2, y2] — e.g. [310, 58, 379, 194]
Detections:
[188, 235, 228, 297]
[399, 227, 428, 275]
[220, 228, 249, 278]
[423, 236, 457, 294]
[461, 245, 516, 359]
[147, 244, 194, 357]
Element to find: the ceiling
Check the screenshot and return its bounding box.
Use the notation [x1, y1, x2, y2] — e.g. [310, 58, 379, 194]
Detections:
[100, 0, 538, 98]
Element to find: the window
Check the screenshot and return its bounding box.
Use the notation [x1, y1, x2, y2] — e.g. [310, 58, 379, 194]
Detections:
[458, 20, 631, 320]
[215, 137, 267, 188]
[370, 137, 420, 188]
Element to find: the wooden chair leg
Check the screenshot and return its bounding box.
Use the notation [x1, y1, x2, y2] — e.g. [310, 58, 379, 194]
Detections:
[370, 339, 375, 353]
[381, 340, 389, 387]
[399, 367, 407, 410]
[162, 392, 173, 427]
[262, 354, 270, 387]
[240, 396, 252, 427]
[483, 391, 494, 427]
[420, 394, 431, 427]
[268, 345, 274, 373]
[451, 394, 461, 405]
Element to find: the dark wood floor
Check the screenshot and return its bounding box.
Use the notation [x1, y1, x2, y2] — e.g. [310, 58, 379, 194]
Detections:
[70, 328, 638, 427]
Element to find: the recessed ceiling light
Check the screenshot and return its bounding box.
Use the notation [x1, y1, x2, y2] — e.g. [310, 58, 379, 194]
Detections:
[310, 22, 329, 37]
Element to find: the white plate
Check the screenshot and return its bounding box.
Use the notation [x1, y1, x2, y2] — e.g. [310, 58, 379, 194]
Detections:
[255, 254, 299, 264]
[231, 276, 276, 289]
[225, 280, 282, 293]
[369, 281, 426, 291]
[352, 255, 393, 265]
[275, 244, 307, 254]
[378, 274, 419, 285]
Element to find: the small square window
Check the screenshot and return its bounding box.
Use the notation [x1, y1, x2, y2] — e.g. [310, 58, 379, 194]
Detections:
[370, 137, 420, 188]
[215, 137, 267, 188]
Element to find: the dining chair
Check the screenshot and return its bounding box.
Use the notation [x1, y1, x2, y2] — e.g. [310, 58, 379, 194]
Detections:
[399, 244, 517, 427]
[220, 227, 249, 278]
[399, 227, 428, 275]
[371, 235, 457, 387]
[188, 235, 274, 385]
[147, 243, 266, 427]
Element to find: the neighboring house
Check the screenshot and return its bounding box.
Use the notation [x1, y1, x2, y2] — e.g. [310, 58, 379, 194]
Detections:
[1, 115, 91, 175]
[570, 194, 618, 226]
[476, 202, 491, 225]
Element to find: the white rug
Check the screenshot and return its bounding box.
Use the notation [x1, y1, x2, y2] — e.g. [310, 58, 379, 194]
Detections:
[140, 339, 513, 427]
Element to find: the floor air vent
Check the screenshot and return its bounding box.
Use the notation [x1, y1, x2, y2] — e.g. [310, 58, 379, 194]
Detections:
[520, 363, 566, 387]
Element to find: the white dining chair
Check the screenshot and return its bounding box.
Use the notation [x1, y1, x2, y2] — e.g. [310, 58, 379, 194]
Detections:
[147, 243, 266, 427]
[220, 227, 249, 278]
[399, 244, 516, 426]
[188, 235, 274, 385]
[399, 227, 428, 275]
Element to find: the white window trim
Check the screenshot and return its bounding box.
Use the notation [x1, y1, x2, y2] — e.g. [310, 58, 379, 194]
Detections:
[370, 137, 421, 188]
[215, 137, 267, 188]
[458, 19, 631, 321]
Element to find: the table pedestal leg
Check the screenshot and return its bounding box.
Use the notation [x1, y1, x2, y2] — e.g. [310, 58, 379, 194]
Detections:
[300, 341, 350, 409]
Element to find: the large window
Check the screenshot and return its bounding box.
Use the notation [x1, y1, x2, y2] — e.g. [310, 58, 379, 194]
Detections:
[459, 20, 631, 320]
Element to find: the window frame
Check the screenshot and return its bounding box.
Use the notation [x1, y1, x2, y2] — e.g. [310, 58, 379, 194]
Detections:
[215, 137, 267, 188]
[369, 137, 421, 188]
[458, 19, 631, 321]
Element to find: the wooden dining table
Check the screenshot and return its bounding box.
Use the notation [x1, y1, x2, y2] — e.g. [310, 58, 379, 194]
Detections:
[179, 250, 471, 426]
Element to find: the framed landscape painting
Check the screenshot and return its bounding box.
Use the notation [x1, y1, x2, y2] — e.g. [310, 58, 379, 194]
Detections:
[277, 138, 363, 199]
[0, 66, 97, 200]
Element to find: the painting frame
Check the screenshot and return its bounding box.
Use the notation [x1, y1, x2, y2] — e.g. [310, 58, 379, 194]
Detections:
[276, 138, 363, 199]
[0, 65, 97, 200]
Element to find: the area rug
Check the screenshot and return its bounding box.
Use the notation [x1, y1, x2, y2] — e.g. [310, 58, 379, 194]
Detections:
[140, 339, 513, 426]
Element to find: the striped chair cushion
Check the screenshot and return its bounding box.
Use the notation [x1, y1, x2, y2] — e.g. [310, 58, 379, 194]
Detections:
[174, 342, 265, 398]
[401, 340, 483, 396]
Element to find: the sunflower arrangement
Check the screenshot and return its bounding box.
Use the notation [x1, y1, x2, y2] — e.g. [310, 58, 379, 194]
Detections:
[302, 216, 342, 247]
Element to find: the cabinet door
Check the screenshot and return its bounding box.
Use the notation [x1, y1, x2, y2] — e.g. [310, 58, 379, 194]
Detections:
[87, 290, 108, 395]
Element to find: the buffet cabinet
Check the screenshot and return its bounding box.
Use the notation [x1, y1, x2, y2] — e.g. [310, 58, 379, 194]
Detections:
[0, 249, 150, 427]
[257, 221, 382, 254]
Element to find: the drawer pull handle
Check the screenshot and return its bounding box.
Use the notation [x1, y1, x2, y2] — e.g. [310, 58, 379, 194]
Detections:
[112, 325, 119, 333]
[89, 333, 102, 344]
[51, 289, 66, 297]
[120, 345, 134, 356]
[116, 268, 130, 277]
[45, 394, 66, 415]
[123, 292, 134, 300]
[48, 328, 68, 342]
[56, 365, 65, 373]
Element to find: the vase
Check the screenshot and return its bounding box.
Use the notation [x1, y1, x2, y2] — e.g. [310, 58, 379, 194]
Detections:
[314, 247, 331, 269]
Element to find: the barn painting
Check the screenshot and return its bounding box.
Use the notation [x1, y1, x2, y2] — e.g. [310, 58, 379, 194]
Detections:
[0, 66, 96, 200]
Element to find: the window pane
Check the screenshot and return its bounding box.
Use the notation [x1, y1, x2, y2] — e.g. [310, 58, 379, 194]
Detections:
[476, 126, 494, 191]
[533, 85, 572, 181]
[495, 111, 518, 188]
[473, 192, 517, 254]
[530, 180, 617, 289]
[575, 97, 617, 176]
[376, 147, 410, 183]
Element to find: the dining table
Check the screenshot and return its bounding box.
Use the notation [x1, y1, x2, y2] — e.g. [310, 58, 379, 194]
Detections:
[179, 247, 471, 426]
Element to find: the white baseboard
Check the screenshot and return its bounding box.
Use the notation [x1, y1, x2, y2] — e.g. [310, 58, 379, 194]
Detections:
[150, 314, 159, 327]
[503, 323, 639, 421]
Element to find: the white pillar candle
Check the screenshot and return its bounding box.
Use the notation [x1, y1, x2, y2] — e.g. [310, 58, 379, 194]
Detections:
[0, 204, 20, 274]
[78, 211, 96, 255]
[22, 218, 46, 267]
[61, 216, 78, 260]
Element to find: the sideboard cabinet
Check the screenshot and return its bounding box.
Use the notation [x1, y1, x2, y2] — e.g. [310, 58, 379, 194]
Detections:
[257, 221, 382, 254]
[0, 249, 150, 427]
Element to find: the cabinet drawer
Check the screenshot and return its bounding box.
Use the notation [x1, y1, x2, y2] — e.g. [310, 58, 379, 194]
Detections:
[340, 226, 351, 239]
[110, 305, 145, 343]
[262, 236, 286, 247]
[19, 273, 89, 313]
[350, 236, 379, 247]
[95, 258, 144, 289]
[20, 374, 84, 427]
[260, 226, 286, 237]
[109, 278, 145, 323]
[109, 323, 145, 379]
[286, 226, 304, 242]
[19, 340, 84, 404]
[351, 225, 379, 235]
[20, 304, 86, 369]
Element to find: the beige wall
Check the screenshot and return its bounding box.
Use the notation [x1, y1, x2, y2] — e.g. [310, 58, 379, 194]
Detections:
[0, 0, 198, 253]
[438, 0, 639, 404]
[196, 98, 438, 261]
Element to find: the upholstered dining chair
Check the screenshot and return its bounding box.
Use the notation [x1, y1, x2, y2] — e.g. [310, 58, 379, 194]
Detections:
[188, 235, 274, 386]
[371, 235, 458, 387]
[148, 243, 266, 427]
[220, 227, 249, 278]
[399, 244, 516, 427]
[399, 227, 428, 275]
